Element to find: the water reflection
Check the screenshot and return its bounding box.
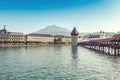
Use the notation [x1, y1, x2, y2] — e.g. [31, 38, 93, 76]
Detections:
[54, 45, 62, 52]
[0, 46, 22, 53]
[1, 46, 120, 80]
[71, 46, 78, 59]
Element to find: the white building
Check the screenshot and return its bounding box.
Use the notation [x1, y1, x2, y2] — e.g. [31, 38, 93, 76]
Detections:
[63, 36, 71, 43]
[0, 26, 72, 44]
[0, 25, 24, 42]
[25, 34, 54, 43]
[54, 35, 71, 43]
[86, 31, 106, 41]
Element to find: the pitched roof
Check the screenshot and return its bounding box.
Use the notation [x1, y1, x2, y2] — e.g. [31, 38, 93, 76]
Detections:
[54, 35, 71, 38]
[111, 34, 120, 41]
[27, 33, 53, 37]
[71, 27, 79, 36]
[93, 38, 112, 42]
[8, 32, 24, 35]
[88, 35, 101, 38]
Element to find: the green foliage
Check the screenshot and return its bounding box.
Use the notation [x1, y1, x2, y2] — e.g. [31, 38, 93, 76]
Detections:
[54, 38, 65, 44]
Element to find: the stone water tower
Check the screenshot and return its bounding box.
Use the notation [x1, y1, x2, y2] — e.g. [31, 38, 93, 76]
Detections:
[71, 27, 79, 46]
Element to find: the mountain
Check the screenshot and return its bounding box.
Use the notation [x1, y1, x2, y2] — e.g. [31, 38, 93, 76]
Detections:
[80, 32, 115, 38]
[33, 25, 116, 38]
[33, 25, 71, 36]
[104, 32, 115, 38]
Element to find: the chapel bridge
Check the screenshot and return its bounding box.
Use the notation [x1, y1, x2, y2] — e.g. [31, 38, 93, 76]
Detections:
[78, 34, 120, 56]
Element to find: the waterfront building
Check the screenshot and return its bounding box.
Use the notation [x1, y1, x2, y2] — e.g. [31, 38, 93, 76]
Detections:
[87, 31, 106, 41]
[26, 34, 71, 43]
[0, 25, 24, 42]
[0, 26, 72, 44]
[25, 34, 54, 43]
[71, 27, 79, 46]
[54, 35, 71, 43]
[63, 36, 71, 43]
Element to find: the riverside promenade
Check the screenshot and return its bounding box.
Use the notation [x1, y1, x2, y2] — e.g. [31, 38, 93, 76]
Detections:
[78, 34, 120, 56]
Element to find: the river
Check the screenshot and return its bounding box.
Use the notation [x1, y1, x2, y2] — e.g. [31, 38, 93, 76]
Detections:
[0, 46, 120, 80]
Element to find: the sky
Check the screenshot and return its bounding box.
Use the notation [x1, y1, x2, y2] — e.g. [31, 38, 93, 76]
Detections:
[0, 0, 120, 34]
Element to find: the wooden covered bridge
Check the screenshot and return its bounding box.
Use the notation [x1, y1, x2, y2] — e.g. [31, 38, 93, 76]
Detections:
[78, 34, 120, 56]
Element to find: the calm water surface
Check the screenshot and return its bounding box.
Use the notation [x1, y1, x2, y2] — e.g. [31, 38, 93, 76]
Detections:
[0, 46, 120, 80]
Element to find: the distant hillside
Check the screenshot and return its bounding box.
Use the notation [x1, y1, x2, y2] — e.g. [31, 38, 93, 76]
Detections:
[33, 25, 116, 38]
[104, 32, 116, 38]
[33, 25, 71, 36]
[79, 32, 115, 38]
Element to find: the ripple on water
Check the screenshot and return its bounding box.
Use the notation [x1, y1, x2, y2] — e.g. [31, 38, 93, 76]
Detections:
[0, 46, 120, 80]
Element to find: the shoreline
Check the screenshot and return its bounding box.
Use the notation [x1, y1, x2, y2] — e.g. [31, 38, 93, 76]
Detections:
[0, 43, 71, 47]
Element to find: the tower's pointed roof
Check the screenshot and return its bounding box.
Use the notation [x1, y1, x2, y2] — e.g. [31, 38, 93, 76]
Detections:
[71, 27, 79, 36]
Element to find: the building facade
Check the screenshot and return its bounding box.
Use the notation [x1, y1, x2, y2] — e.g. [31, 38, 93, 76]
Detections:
[0, 26, 24, 42]
[81, 31, 106, 42]
[0, 26, 72, 44]
[54, 35, 71, 43]
[25, 34, 54, 43]
[87, 31, 106, 41]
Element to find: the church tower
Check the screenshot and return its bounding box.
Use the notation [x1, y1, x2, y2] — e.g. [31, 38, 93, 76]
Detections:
[71, 27, 79, 46]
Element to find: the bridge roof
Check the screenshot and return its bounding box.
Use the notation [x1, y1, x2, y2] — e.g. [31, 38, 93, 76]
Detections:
[111, 34, 120, 41]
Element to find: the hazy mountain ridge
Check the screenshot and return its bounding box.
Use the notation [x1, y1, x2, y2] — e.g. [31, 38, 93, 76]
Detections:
[103, 32, 115, 38]
[34, 25, 71, 36]
[33, 25, 116, 37]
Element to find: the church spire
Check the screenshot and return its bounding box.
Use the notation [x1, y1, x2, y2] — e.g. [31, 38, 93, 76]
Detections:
[3, 25, 6, 29]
